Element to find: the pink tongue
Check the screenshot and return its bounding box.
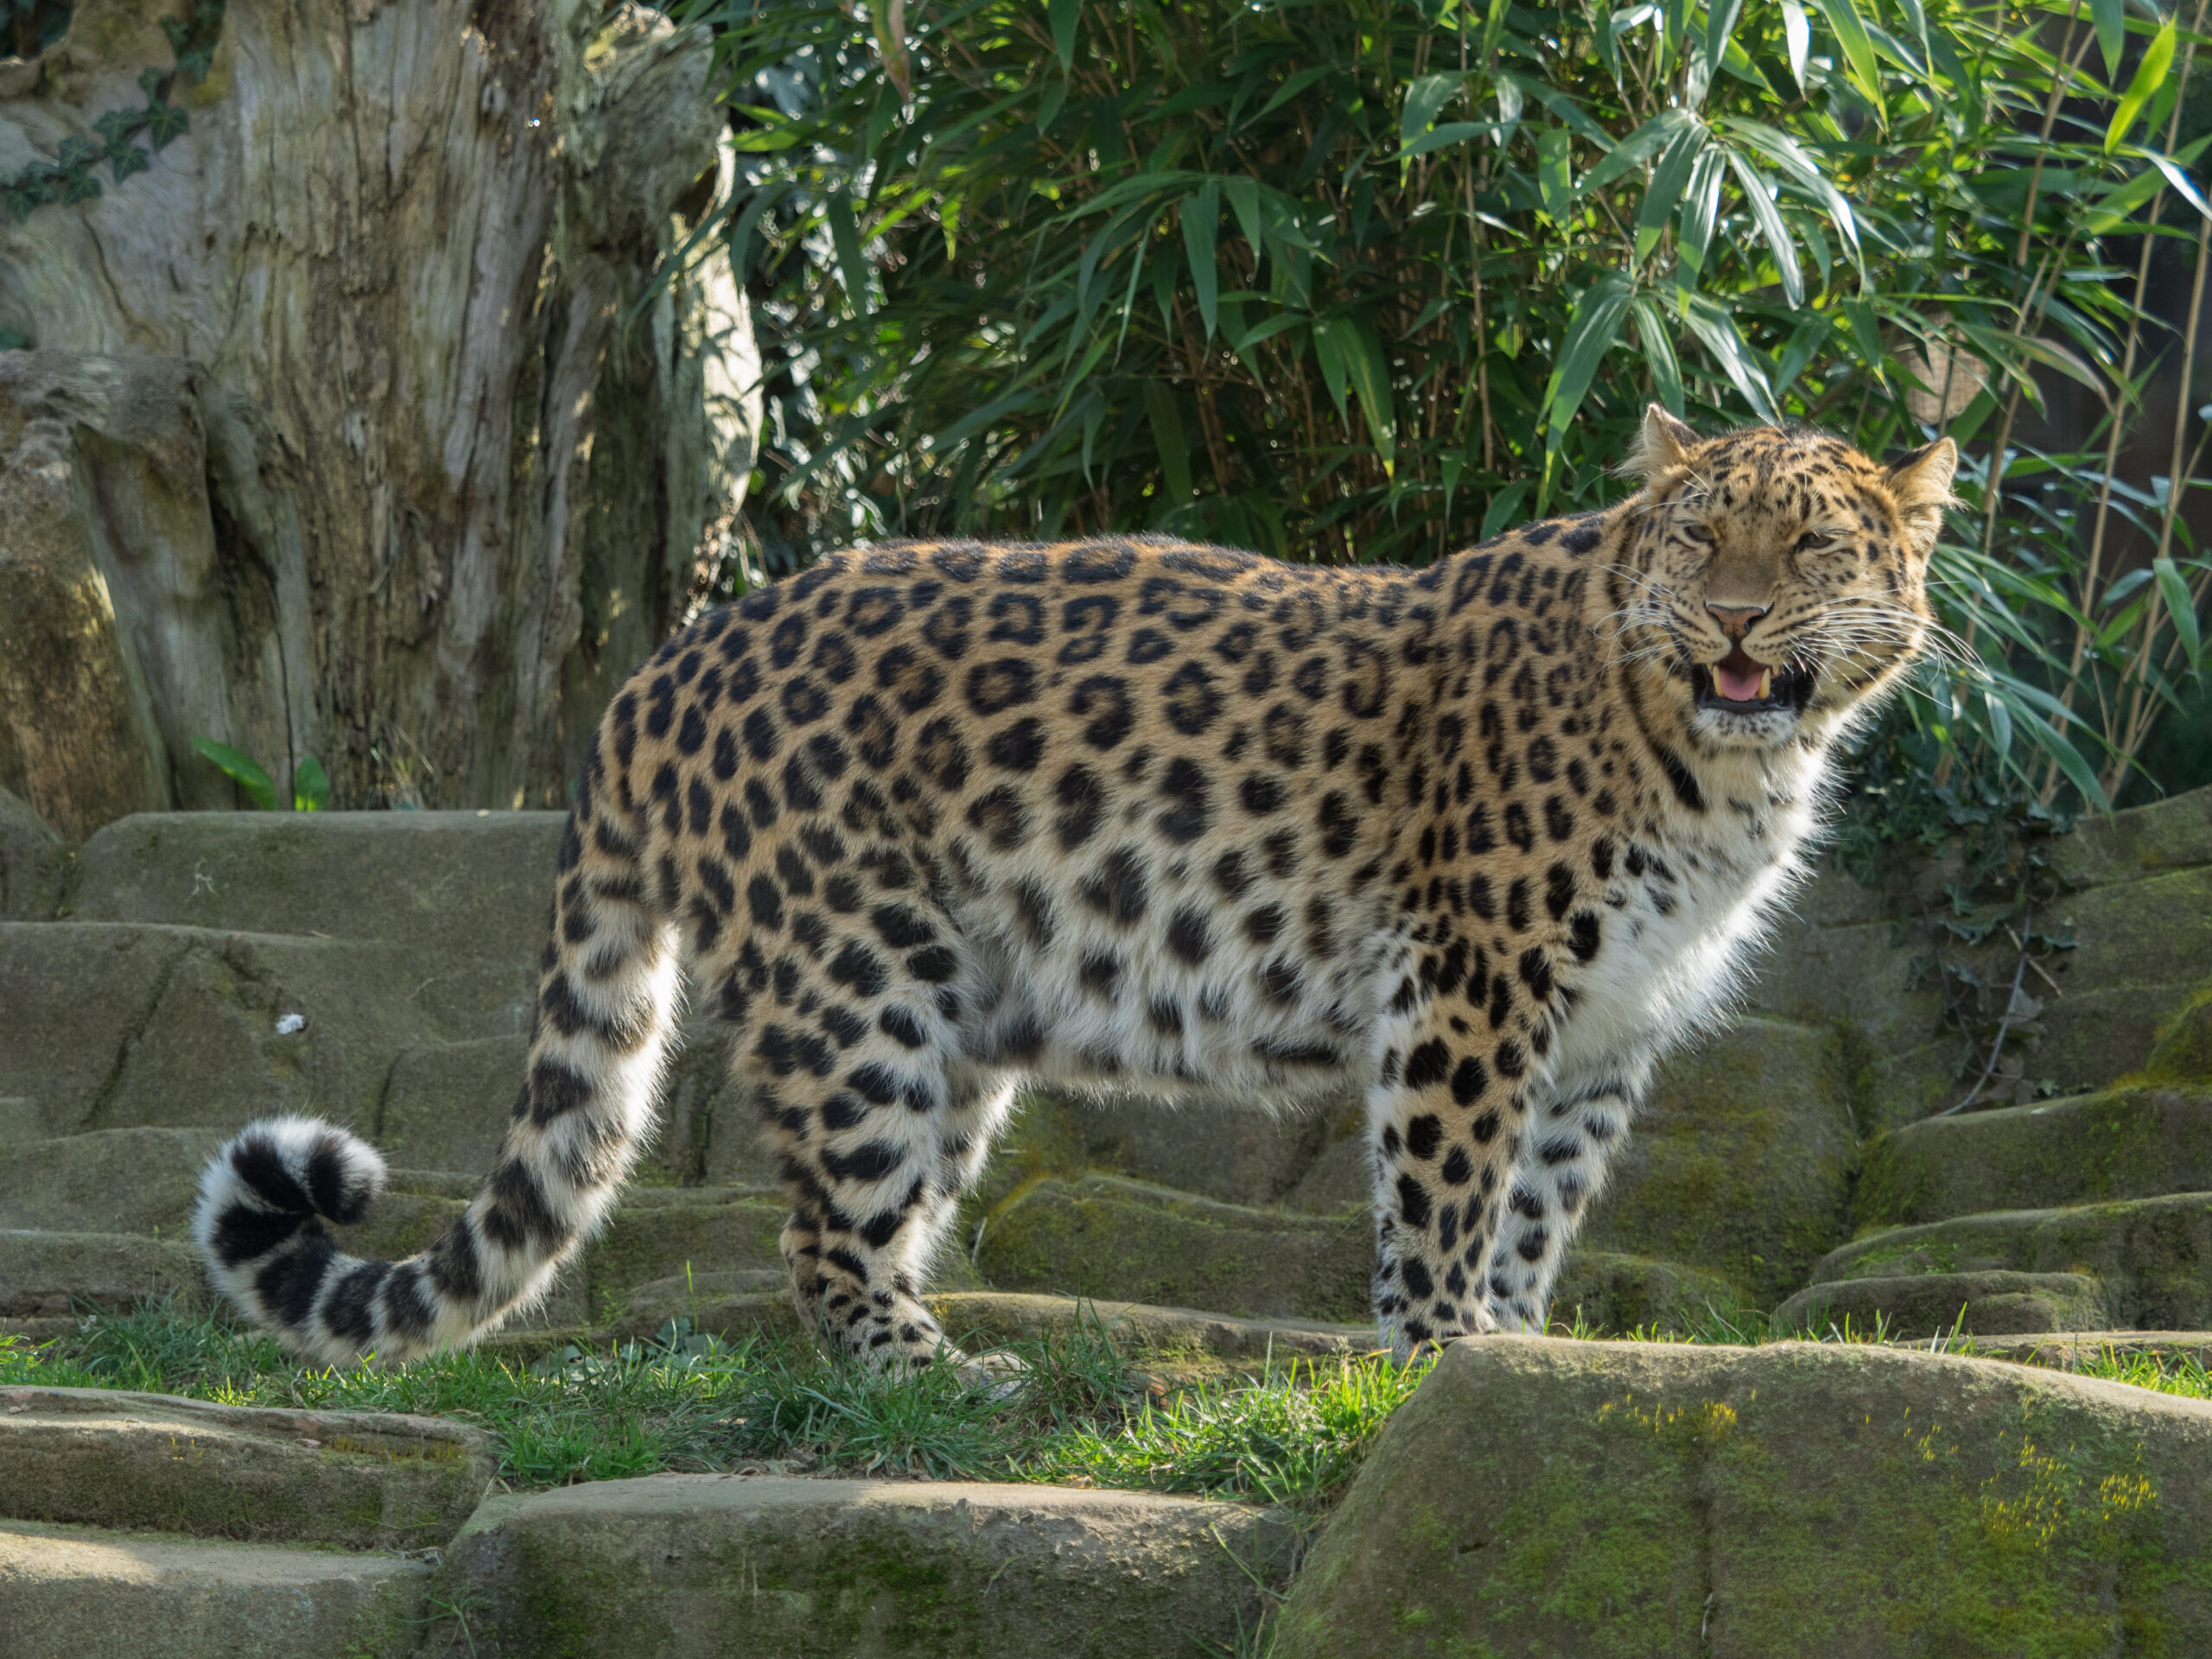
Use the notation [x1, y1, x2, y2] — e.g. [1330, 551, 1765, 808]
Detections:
[1715, 663, 1765, 702]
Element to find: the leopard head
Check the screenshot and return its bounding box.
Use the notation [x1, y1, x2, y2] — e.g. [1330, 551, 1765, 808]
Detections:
[1613, 404, 1955, 753]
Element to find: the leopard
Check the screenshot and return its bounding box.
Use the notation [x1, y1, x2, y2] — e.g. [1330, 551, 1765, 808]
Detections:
[194, 406, 1955, 1370]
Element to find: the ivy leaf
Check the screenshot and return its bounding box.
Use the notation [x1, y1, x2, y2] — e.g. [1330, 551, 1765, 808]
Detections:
[57, 136, 102, 169]
[157, 15, 190, 53]
[175, 43, 214, 81]
[109, 143, 149, 183]
[60, 166, 102, 206]
[145, 101, 190, 149]
[139, 67, 167, 100]
[95, 107, 143, 147]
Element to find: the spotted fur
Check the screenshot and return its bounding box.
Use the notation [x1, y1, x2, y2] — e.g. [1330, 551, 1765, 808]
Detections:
[194, 409, 1955, 1366]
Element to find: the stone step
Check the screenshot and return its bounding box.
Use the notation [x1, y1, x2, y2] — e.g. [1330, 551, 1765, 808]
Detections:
[1278, 1333, 2212, 1657]
[0, 1231, 207, 1319]
[71, 809, 565, 975]
[378, 1024, 779, 1189]
[1809, 1192, 2212, 1329]
[0, 1519, 429, 1659]
[974, 1173, 1375, 1326]
[1580, 1014, 1857, 1307]
[0, 1385, 493, 1550]
[1775, 1270, 2110, 1339]
[0, 787, 67, 920]
[0, 922, 454, 1140]
[0, 1129, 226, 1235]
[426, 1474, 1293, 1659]
[1857, 1085, 2212, 1228]
[969, 1173, 1738, 1336]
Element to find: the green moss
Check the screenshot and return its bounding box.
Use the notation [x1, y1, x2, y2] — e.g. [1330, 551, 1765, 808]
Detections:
[2141, 982, 2212, 1084]
[1586, 1017, 1857, 1305]
[1281, 1344, 2212, 1658]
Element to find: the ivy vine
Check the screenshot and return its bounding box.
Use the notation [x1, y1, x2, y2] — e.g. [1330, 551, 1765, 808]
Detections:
[2, 0, 224, 225]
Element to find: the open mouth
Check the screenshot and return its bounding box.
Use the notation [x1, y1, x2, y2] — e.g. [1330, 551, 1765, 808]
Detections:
[1694, 646, 1815, 715]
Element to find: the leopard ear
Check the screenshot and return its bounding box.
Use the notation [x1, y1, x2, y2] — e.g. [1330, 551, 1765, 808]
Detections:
[1626, 404, 1699, 482]
[1885, 437, 1959, 545]
[1886, 437, 1959, 515]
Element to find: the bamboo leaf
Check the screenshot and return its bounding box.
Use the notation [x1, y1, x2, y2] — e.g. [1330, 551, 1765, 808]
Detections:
[1631, 295, 1687, 414]
[1402, 73, 1460, 145]
[1402, 121, 1505, 159]
[1180, 182, 1220, 340]
[1541, 273, 1636, 449]
[1636, 124, 1708, 263]
[2091, 0, 2126, 78]
[1781, 0, 1811, 87]
[1674, 148, 1729, 281]
[1690, 0, 1745, 110]
[1536, 126, 1575, 219]
[2107, 20, 2177, 153]
[1342, 318, 1397, 472]
[828, 192, 869, 314]
[2153, 556, 2205, 671]
[1681, 292, 1778, 419]
[1049, 0, 1081, 73]
[1724, 149, 1803, 307]
[1224, 176, 1263, 260]
[1811, 0, 1887, 123]
[1142, 378, 1193, 504]
[1580, 109, 1698, 198]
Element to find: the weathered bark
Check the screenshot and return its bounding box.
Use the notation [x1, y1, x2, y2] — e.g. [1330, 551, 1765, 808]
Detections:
[0, 0, 759, 827]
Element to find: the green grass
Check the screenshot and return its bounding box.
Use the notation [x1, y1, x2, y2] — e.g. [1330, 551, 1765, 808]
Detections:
[0, 1299, 1424, 1509]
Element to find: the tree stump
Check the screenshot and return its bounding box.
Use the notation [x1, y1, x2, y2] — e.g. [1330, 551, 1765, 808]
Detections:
[0, 0, 758, 833]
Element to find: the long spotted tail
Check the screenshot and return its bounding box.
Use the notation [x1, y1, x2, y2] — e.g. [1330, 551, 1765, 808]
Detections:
[193, 779, 677, 1364]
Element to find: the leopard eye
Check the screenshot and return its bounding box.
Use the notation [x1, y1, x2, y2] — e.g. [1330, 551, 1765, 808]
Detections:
[1682, 524, 1716, 545]
[1795, 530, 1838, 553]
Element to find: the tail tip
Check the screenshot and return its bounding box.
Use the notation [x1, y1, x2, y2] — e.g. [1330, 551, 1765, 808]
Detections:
[195, 1115, 389, 1238]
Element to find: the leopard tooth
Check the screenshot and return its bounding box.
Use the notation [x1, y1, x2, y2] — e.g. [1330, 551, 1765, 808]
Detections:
[1756, 668, 1772, 700]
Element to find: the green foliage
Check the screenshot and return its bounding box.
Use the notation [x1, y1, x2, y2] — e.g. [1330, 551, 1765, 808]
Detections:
[695, 0, 2212, 814]
[1, 0, 224, 228]
[190, 735, 332, 811]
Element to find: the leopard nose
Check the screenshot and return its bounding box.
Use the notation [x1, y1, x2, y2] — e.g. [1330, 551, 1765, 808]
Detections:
[1706, 602, 1770, 639]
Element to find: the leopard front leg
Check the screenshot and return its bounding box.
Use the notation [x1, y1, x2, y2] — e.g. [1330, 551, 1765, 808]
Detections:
[1366, 1015, 1548, 1362]
[1478, 1066, 1649, 1333]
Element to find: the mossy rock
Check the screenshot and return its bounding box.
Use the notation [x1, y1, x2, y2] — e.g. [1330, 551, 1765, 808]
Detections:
[1773, 1270, 2111, 1339]
[0, 1230, 207, 1319]
[577, 1191, 789, 1327]
[1811, 1192, 2212, 1330]
[71, 810, 568, 1019]
[0, 787, 68, 920]
[1585, 1016, 1857, 1305]
[973, 1174, 1373, 1325]
[2144, 983, 2212, 1085]
[1278, 1335, 2212, 1658]
[0, 922, 429, 1137]
[0, 1386, 493, 1551]
[428, 1474, 1294, 1659]
[2, 1519, 432, 1659]
[2047, 781, 2212, 888]
[1552, 1252, 1748, 1335]
[0, 1128, 226, 1235]
[1858, 1086, 2212, 1228]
